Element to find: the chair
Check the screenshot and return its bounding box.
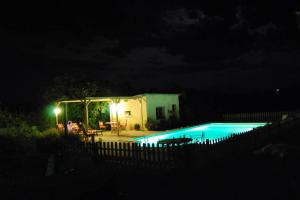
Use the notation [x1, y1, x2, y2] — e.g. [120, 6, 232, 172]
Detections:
[109, 120, 127, 134]
[96, 121, 105, 136]
[78, 122, 96, 141]
[119, 120, 127, 131]
[56, 123, 64, 132]
[110, 121, 118, 133]
[99, 121, 106, 130]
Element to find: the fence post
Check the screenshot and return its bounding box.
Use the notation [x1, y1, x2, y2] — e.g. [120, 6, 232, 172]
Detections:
[127, 143, 131, 160]
[123, 143, 127, 159]
[161, 144, 165, 165]
[119, 142, 122, 161]
[114, 142, 118, 161]
[99, 142, 102, 159]
[170, 143, 175, 163]
[132, 143, 137, 164]
[91, 135, 96, 155]
[137, 143, 141, 162]
[147, 143, 151, 165]
[108, 142, 112, 159]
[103, 142, 107, 158]
[152, 143, 156, 166]
[142, 143, 146, 166]
[167, 143, 171, 162]
[156, 143, 161, 163]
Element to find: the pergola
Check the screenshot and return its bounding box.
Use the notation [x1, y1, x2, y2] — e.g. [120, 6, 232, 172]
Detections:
[55, 95, 145, 136]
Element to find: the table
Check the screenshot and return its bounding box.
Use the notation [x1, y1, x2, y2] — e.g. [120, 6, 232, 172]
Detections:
[105, 121, 119, 133]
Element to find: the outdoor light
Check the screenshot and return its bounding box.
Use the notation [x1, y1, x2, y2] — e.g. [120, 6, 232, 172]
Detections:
[54, 107, 61, 125]
[110, 103, 123, 115]
[109, 102, 124, 136]
[54, 107, 61, 115]
[109, 103, 116, 113]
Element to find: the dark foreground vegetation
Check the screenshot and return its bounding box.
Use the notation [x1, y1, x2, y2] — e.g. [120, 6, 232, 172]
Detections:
[1, 115, 300, 200]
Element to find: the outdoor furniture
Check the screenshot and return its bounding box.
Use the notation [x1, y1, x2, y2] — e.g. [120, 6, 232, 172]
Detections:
[71, 123, 80, 133]
[78, 122, 97, 141]
[56, 123, 64, 132]
[95, 121, 106, 136]
[110, 121, 119, 133]
[106, 121, 119, 133]
[99, 121, 106, 130]
[119, 120, 127, 131]
[105, 121, 127, 134]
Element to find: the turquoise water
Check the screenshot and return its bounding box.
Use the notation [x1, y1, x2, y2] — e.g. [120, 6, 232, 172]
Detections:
[134, 123, 268, 145]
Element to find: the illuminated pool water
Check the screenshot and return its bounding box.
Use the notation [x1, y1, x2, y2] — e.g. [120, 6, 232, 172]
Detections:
[134, 123, 268, 145]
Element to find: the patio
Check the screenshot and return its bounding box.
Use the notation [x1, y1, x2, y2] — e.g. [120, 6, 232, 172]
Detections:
[55, 94, 180, 136]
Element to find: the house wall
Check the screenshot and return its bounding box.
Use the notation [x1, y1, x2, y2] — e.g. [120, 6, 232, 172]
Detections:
[109, 94, 179, 130]
[145, 94, 180, 123]
[110, 97, 147, 130]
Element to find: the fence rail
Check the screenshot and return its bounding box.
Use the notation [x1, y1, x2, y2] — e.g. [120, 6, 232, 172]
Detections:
[65, 112, 300, 168]
[222, 111, 295, 122]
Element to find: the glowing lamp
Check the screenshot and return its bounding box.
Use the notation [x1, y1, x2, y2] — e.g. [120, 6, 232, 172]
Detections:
[54, 107, 61, 115]
[110, 103, 123, 115]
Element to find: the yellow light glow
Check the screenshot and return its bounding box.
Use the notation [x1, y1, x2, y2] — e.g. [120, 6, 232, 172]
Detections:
[54, 107, 61, 115]
[110, 103, 123, 115]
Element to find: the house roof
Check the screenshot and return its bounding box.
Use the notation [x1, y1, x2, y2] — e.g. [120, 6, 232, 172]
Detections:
[56, 93, 180, 104]
[138, 93, 181, 96]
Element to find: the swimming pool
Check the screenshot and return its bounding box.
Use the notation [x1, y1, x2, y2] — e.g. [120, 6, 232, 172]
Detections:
[134, 123, 268, 145]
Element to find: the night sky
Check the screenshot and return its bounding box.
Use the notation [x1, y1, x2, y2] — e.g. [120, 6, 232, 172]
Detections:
[1, 1, 300, 108]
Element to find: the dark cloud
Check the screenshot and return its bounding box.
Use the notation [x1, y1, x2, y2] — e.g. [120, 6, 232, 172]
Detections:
[1, 0, 300, 105]
[110, 47, 185, 69]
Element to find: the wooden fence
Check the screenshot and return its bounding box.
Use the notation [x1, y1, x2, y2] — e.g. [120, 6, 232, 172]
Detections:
[222, 111, 295, 122]
[65, 140, 189, 168]
[65, 112, 300, 168]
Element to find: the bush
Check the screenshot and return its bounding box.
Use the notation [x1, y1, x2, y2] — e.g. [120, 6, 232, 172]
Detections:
[0, 126, 82, 155]
[0, 126, 40, 154]
[145, 118, 179, 131]
[0, 106, 82, 155]
[134, 123, 141, 130]
[36, 129, 82, 154]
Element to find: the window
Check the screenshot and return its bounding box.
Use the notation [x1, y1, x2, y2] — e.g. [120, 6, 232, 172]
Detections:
[172, 104, 176, 112]
[169, 104, 177, 120]
[156, 107, 165, 120]
[125, 111, 131, 117]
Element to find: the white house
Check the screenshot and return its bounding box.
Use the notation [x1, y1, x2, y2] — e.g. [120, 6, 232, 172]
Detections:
[109, 93, 180, 130]
[57, 93, 180, 131]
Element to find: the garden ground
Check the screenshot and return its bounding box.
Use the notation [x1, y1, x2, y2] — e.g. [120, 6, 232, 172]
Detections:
[1, 119, 300, 200]
[1, 150, 299, 200]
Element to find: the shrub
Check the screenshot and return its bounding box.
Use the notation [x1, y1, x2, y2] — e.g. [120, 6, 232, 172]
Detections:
[0, 106, 82, 155]
[0, 126, 40, 154]
[145, 118, 180, 131]
[0, 126, 82, 155]
[145, 120, 159, 131]
[134, 123, 141, 130]
[36, 129, 82, 154]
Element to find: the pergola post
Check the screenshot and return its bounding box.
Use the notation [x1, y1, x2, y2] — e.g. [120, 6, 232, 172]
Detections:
[55, 102, 60, 126]
[55, 112, 58, 126]
[64, 103, 68, 135]
[138, 97, 144, 130]
[116, 106, 119, 136]
[113, 99, 120, 136]
[84, 98, 91, 128]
